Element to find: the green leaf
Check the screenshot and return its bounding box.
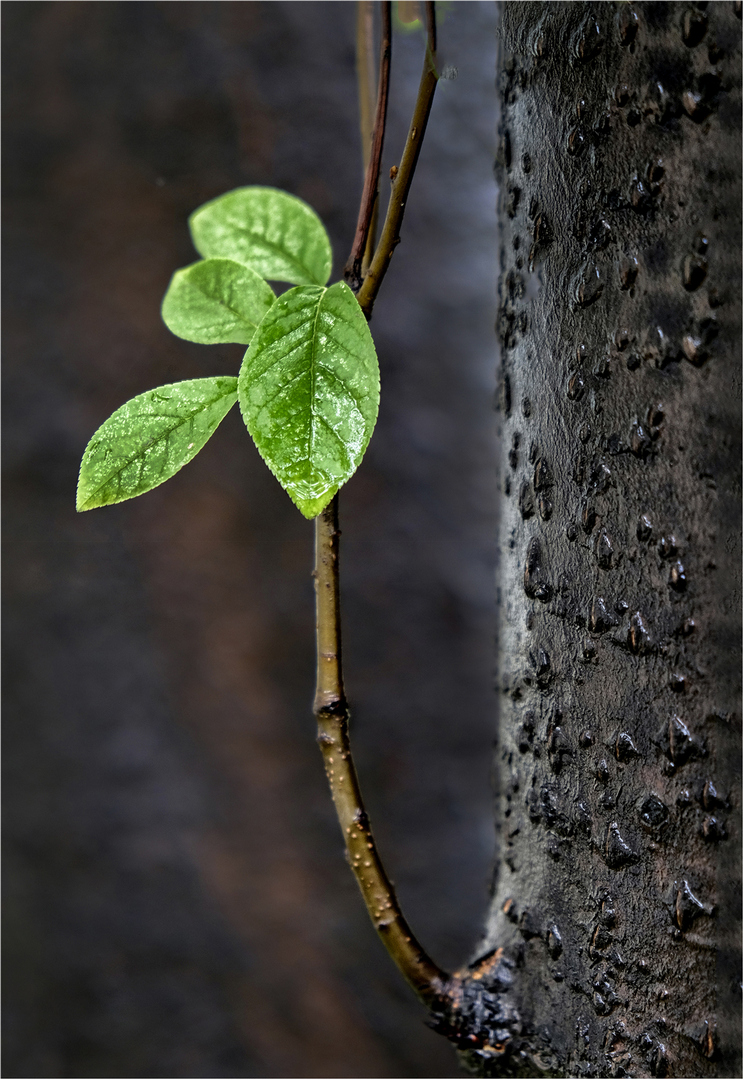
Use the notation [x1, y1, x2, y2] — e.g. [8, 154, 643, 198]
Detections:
[238, 281, 379, 518]
[77, 377, 238, 511]
[161, 258, 275, 345]
[189, 186, 333, 287]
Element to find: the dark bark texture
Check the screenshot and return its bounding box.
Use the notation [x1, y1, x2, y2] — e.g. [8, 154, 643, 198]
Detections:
[444, 3, 741, 1077]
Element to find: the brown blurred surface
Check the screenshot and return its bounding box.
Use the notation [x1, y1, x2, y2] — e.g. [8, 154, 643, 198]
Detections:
[2, 3, 499, 1076]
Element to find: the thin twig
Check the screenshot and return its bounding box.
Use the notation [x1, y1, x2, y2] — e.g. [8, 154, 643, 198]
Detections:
[313, 500, 451, 1008]
[356, 0, 438, 318]
[345, 2, 392, 294]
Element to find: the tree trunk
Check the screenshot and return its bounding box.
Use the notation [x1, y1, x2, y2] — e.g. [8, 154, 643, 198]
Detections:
[438, 3, 742, 1076]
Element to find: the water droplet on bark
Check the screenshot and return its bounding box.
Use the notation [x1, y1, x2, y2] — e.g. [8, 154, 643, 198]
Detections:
[567, 371, 585, 400]
[630, 176, 653, 214]
[532, 212, 552, 244]
[615, 732, 638, 761]
[618, 7, 639, 45]
[589, 596, 617, 633]
[586, 462, 611, 495]
[682, 8, 708, 46]
[701, 779, 725, 809]
[546, 924, 563, 958]
[592, 924, 613, 956]
[682, 88, 710, 122]
[593, 354, 611, 378]
[638, 793, 669, 832]
[604, 822, 639, 867]
[665, 715, 697, 765]
[614, 327, 630, 351]
[701, 815, 727, 842]
[518, 480, 535, 520]
[534, 458, 554, 491]
[682, 333, 707, 366]
[647, 402, 664, 436]
[658, 534, 678, 558]
[573, 16, 603, 62]
[533, 649, 551, 676]
[669, 560, 687, 590]
[595, 527, 614, 568]
[675, 880, 707, 930]
[600, 898, 617, 928]
[567, 126, 586, 155]
[683, 254, 708, 290]
[588, 218, 612, 251]
[591, 991, 608, 1015]
[619, 254, 639, 289]
[574, 262, 604, 307]
[628, 611, 651, 654]
[637, 514, 653, 541]
[642, 325, 669, 366]
[701, 1021, 718, 1059]
[524, 537, 552, 602]
[649, 1042, 669, 1077]
[631, 421, 653, 458]
[647, 158, 665, 184]
[547, 721, 571, 773]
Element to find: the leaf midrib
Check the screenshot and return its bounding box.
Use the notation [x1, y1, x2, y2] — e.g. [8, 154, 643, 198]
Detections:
[308, 289, 325, 461]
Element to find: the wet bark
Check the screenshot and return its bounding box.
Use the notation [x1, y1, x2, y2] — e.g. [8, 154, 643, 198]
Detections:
[438, 3, 742, 1076]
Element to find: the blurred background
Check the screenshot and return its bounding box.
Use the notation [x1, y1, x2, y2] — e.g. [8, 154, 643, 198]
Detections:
[3, 2, 499, 1076]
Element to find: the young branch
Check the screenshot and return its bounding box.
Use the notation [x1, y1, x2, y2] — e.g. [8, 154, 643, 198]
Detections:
[356, 1, 439, 318]
[313, 501, 451, 1008]
[313, 1, 453, 1011]
[345, 2, 392, 294]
